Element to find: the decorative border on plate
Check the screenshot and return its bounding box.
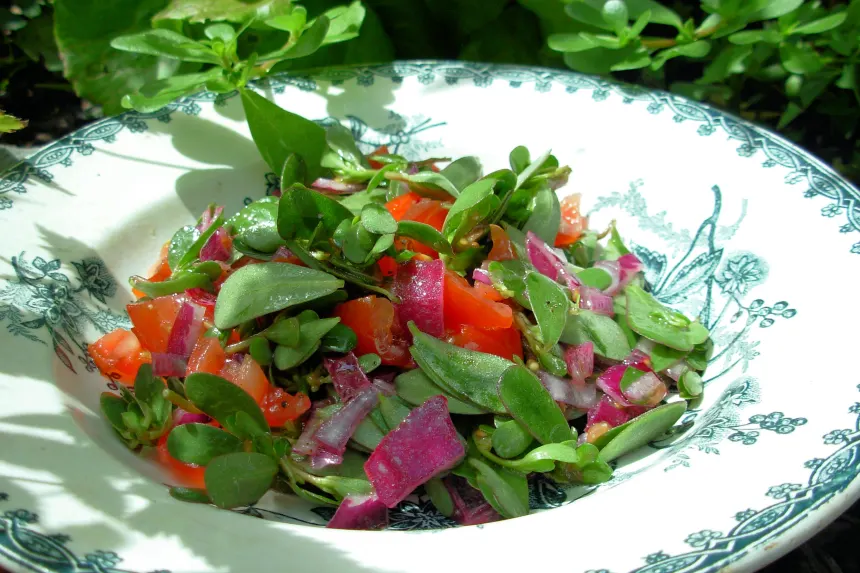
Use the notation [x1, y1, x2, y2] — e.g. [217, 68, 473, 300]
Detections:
[0, 62, 858, 573]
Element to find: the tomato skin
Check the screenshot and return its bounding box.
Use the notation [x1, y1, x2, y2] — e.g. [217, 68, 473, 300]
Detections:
[555, 193, 587, 248]
[132, 243, 171, 299]
[377, 255, 398, 277]
[89, 329, 150, 385]
[385, 192, 422, 221]
[126, 294, 184, 353]
[368, 145, 390, 169]
[262, 388, 311, 427]
[157, 433, 206, 489]
[220, 356, 269, 405]
[443, 270, 513, 330]
[185, 336, 226, 376]
[473, 281, 504, 302]
[445, 324, 523, 361]
[488, 224, 516, 261]
[403, 199, 447, 231]
[333, 296, 411, 367]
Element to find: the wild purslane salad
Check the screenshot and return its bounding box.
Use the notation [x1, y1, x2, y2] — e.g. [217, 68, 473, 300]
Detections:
[90, 92, 711, 530]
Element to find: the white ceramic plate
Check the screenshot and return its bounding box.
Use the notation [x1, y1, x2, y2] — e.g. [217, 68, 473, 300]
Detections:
[1, 61, 859, 573]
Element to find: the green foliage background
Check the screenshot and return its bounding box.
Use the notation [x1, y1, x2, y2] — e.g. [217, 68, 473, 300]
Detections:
[1, 0, 858, 181]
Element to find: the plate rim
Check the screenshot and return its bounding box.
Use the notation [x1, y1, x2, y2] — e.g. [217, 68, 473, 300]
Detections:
[1, 59, 858, 573]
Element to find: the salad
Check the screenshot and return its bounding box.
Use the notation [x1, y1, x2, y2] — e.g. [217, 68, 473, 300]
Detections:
[90, 120, 711, 530]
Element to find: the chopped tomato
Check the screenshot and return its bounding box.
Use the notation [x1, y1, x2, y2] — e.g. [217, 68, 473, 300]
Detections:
[333, 296, 411, 367]
[89, 328, 150, 386]
[132, 242, 171, 299]
[220, 356, 269, 405]
[262, 387, 311, 427]
[473, 281, 504, 302]
[368, 145, 390, 169]
[443, 270, 513, 330]
[126, 294, 184, 353]
[446, 324, 523, 361]
[488, 224, 516, 261]
[378, 255, 398, 277]
[385, 192, 422, 222]
[157, 433, 206, 489]
[185, 337, 226, 376]
[555, 193, 587, 248]
[403, 199, 448, 231]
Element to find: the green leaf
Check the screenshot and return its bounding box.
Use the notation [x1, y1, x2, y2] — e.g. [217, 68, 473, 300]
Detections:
[526, 272, 569, 349]
[360, 203, 398, 235]
[793, 12, 847, 34]
[469, 458, 529, 518]
[599, 401, 687, 462]
[155, 0, 292, 22]
[678, 370, 704, 399]
[320, 1, 366, 45]
[241, 89, 327, 180]
[625, 285, 709, 351]
[263, 316, 301, 346]
[408, 324, 511, 414]
[509, 146, 531, 174]
[53, 0, 168, 115]
[169, 487, 211, 504]
[394, 369, 485, 415]
[748, 0, 803, 21]
[185, 373, 268, 432]
[387, 172, 460, 200]
[548, 32, 597, 53]
[249, 337, 273, 366]
[277, 186, 354, 241]
[487, 260, 530, 307]
[100, 393, 129, 433]
[167, 423, 243, 466]
[167, 209, 224, 270]
[521, 185, 561, 245]
[565, 1, 614, 30]
[602, 0, 629, 33]
[205, 452, 278, 509]
[214, 262, 343, 329]
[325, 122, 366, 168]
[357, 353, 381, 373]
[514, 150, 551, 190]
[780, 43, 823, 75]
[110, 30, 220, 64]
[577, 267, 612, 290]
[0, 111, 26, 134]
[441, 157, 483, 192]
[561, 310, 632, 360]
[396, 221, 453, 256]
[425, 477, 454, 517]
[379, 395, 412, 429]
[260, 15, 331, 61]
[729, 29, 782, 45]
[649, 344, 687, 372]
[625, 0, 681, 28]
[228, 197, 284, 254]
[498, 365, 570, 444]
[492, 419, 534, 458]
[350, 416, 385, 451]
[441, 178, 500, 245]
[122, 69, 225, 113]
[205, 23, 236, 42]
[14, 9, 62, 72]
[320, 323, 357, 353]
[273, 318, 340, 370]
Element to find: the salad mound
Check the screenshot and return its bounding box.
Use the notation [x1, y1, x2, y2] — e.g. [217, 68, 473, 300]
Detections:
[90, 130, 711, 530]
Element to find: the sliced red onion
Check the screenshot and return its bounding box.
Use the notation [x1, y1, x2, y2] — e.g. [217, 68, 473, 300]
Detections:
[173, 408, 210, 426]
[365, 396, 465, 508]
[634, 338, 655, 355]
[579, 286, 614, 316]
[596, 364, 633, 407]
[665, 361, 689, 382]
[623, 349, 652, 371]
[197, 206, 224, 232]
[586, 395, 632, 429]
[326, 493, 389, 530]
[472, 268, 492, 285]
[311, 178, 366, 194]
[621, 371, 667, 408]
[618, 253, 643, 283]
[538, 371, 600, 410]
[272, 246, 294, 262]
[185, 287, 217, 309]
[526, 231, 582, 291]
[445, 476, 501, 526]
[200, 227, 231, 262]
[371, 378, 396, 396]
[594, 259, 621, 295]
[564, 342, 594, 385]
[293, 408, 330, 457]
[166, 302, 205, 358]
[313, 388, 380, 467]
[393, 258, 445, 338]
[151, 352, 187, 377]
[324, 353, 372, 403]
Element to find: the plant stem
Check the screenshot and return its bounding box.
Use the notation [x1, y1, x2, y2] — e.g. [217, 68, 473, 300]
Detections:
[641, 23, 722, 50]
